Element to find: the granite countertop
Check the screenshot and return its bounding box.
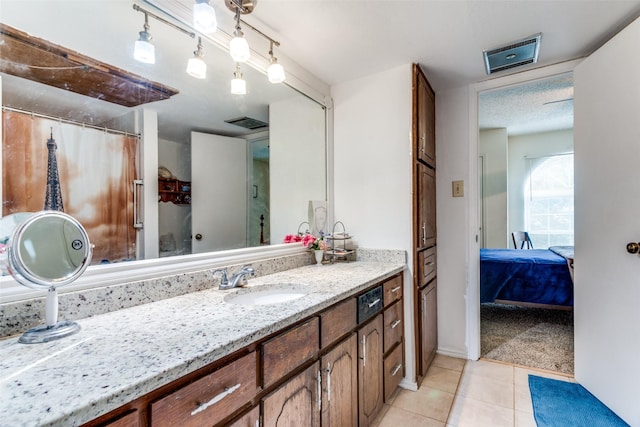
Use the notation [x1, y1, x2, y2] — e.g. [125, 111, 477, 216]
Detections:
[0, 261, 404, 427]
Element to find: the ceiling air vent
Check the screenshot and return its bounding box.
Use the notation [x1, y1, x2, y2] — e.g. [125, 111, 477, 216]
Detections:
[224, 116, 268, 130]
[483, 33, 542, 75]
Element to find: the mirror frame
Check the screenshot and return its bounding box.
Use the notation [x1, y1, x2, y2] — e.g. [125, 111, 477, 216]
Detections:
[0, 0, 334, 303]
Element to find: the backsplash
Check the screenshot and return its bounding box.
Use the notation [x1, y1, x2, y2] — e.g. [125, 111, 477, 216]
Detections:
[0, 248, 405, 339]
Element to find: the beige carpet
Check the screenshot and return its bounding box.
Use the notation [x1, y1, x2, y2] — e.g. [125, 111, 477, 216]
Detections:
[481, 303, 574, 375]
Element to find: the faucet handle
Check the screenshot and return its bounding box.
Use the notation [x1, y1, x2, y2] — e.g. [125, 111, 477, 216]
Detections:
[212, 268, 229, 286]
[241, 264, 255, 275]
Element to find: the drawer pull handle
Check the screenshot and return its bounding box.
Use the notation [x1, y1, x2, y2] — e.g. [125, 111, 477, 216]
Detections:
[191, 383, 241, 416]
[362, 335, 367, 367]
[426, 262, 435, 266]
[326, 363, 332, 402]
[391, 286, 401, 293]
[368, 298, 381, 308]
[391, 319, 401, 329]
[317, 370, 322, 411]
[391, 363, 403, 376]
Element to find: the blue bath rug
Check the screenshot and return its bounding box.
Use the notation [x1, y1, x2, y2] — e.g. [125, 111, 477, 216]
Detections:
[528, 375, 629, 426]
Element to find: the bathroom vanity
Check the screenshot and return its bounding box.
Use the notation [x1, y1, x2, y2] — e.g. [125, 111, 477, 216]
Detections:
[0, 261, 405, 427]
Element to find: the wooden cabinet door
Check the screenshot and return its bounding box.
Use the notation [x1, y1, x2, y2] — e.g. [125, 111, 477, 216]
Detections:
[416, 73, 435, 168]
[417, 163, 436, 250]
[419, 282, 438, 377]
[228, 406, 259, 427]
[263, 362, 320, 427]
[321, 334, 358, 427]
[358, 315, 383, 427]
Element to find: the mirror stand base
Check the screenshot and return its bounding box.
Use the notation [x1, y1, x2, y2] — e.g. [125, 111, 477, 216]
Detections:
[18, 320, 81, 344]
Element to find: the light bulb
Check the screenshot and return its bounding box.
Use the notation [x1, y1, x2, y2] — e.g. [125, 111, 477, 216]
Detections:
[231, 77, 246, 95]
[193, 1, 217, 34]
[134, 32, 155, 64]
[231, 65, 246, 95]
[230, 34, 250, 62]
[187, 57, 206, 79]
[268, 62, 285, 84]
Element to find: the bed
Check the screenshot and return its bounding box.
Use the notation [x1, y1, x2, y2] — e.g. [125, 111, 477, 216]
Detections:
[480, 246, 574, 307]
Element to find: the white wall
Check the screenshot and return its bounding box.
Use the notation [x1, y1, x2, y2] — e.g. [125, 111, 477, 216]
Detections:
[435, 86, 471, 357]
[332, 64, 416, 385]
[508, 129, 573, 238]
[158, 139, 191, 255]
[573, 17, 640, 425]
[479, 128, 508, 248]
[270, 97, 326, 242]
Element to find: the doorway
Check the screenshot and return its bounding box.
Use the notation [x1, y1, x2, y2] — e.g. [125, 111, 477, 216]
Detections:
[477, 73, 575, 375]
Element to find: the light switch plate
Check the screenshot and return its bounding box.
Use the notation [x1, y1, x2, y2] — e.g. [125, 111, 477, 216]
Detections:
[452, 180, 464, 197]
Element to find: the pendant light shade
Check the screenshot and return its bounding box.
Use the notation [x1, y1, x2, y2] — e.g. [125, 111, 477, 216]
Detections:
[267, 62, 285, 84]
[187, 57, 207, 79]
[231, 64, 246, 95]
[193, 0, 217, 34]
[186, 37, 207, 79]
[133, 13, 155, 64]
[267, 42, 285, 83]
[230, 32, 250, 62]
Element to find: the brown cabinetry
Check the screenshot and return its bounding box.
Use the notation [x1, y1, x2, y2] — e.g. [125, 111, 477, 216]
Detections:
[150, 351, 258, 427]
[358, 314, 384, 427]
[158, 178, 191, 205]
[413, 63, 438, 383]
[419, 281, 438, 377]
[416, 71, 436, 168]
[321, 333, 358, 427]
[263, 362, 321, 427]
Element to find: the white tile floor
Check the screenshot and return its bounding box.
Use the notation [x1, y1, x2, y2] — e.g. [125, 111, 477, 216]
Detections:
[374, 356, 575, 427]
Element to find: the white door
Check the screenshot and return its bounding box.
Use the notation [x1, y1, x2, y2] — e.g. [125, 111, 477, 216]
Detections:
[573, 17, 640, 426]
[191, 132, 247, 253]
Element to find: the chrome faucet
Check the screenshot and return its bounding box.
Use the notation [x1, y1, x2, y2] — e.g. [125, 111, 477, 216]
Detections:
[213, 265, 255, 290]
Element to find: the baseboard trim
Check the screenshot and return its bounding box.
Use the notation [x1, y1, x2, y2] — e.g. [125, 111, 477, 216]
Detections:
[399, 378, 418, 392]
[437, 347, 470, 360]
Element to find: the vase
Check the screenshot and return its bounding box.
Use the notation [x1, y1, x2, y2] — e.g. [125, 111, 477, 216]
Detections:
[314, 250, 324, 265]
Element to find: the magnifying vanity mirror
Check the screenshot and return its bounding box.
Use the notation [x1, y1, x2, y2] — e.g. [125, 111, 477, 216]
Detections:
[0, 211, 93, 343]
[1, 1, 327, 275]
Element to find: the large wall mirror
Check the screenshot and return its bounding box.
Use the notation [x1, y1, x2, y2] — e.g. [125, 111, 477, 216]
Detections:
[0, 0, 328, 279]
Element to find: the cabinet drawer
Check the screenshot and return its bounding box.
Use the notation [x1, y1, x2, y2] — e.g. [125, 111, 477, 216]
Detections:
[320, 298, 356, 349]
[100, 411, 139, 427]
[418, 247, 437, 287]
[150, 351, 258, 427]
[383, 300, 403, 354]
[262, 317, 319, 388]
[383, 275, 403, 307]
[384, 343, 404, 402]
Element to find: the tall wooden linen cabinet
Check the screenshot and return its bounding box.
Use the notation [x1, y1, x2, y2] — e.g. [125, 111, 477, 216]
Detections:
[412, 64, 438, 381]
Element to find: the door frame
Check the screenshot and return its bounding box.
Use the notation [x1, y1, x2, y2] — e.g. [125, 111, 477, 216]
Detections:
[465, 59, 582, 360]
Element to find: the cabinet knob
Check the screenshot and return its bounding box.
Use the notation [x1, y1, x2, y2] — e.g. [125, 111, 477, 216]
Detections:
[627, 242, 640, 254]
[195, 233, 203, 241]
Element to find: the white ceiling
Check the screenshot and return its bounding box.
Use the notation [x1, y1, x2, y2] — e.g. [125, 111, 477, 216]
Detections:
[246, 0, 640, 134]
[248, 0, 640, 92]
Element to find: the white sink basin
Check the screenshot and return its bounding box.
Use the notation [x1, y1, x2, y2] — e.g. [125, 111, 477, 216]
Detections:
[224, 284, 308, 305]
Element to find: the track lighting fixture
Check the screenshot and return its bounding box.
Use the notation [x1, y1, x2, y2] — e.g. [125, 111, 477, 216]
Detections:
[186, 37, 207, 79]
[134, 12, 155, 64]
[267, 41, 285, 84]
[229, 7, 250, 63]
[133, 2, 284, 87]
[193, 0, 217, 33]
[230, 63, 247, 95]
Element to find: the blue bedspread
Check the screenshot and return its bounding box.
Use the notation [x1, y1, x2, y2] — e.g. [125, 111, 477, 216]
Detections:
[480, 249, 574, 306]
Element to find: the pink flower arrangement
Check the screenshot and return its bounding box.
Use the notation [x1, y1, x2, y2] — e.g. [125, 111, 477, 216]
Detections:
[283, 233, 329, 251]
[282, 234, 302, 243]
[302, 234, 329, 251]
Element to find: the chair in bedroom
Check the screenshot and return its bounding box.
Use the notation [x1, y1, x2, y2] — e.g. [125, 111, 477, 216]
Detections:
[512, 231, 534, 249]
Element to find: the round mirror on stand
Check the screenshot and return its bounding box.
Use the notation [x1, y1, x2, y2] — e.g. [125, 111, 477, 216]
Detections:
[0, 211, 93, 343]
